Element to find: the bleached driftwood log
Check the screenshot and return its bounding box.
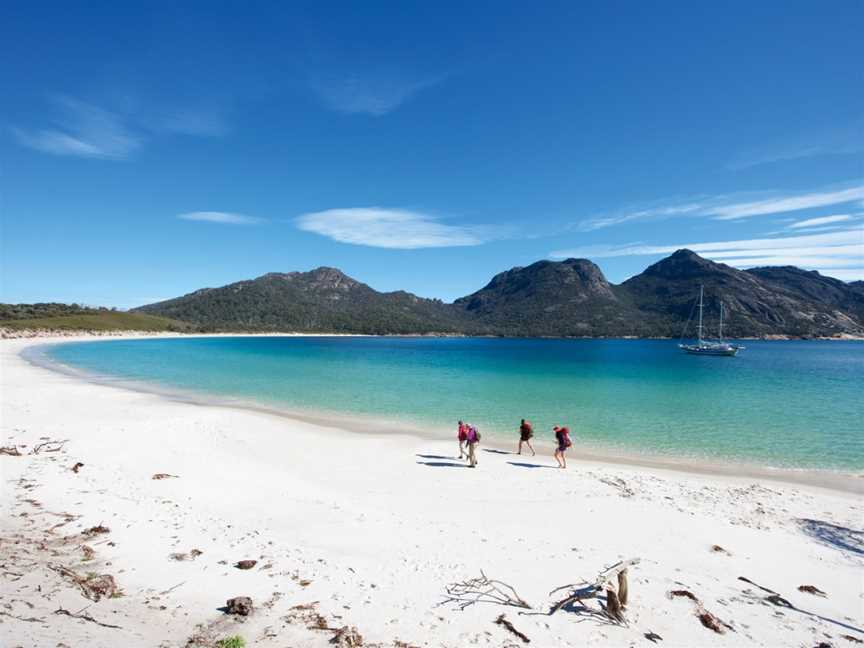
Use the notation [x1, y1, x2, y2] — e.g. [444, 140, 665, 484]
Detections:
[548, 558, 640, 623]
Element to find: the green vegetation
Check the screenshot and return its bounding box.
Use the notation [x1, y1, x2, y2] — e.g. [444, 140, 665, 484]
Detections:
[215, 636, 245, 648]
[0, 302, 100, 320]
[134, 268, 479, 335]
[0, 309, 194, 332]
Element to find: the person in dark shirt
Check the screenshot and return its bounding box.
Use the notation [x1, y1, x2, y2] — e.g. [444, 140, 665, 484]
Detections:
[517, 418, 535, 456]
[553, 425, 572, 469]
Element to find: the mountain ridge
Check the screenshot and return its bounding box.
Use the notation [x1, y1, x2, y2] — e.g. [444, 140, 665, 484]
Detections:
[132, 250, 864, 338]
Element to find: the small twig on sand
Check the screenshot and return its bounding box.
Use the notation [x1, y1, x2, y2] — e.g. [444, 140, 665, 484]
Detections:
[797, 585, 827, 597]
[54, 606, 122, 629]
[495, 614, 530, 643]
[669, 589, 733, 634]
[0, 446, 22, 456]
[0, 610, 45, 623]
[31, 440, 68, 454]
[160, 581, 186, 595]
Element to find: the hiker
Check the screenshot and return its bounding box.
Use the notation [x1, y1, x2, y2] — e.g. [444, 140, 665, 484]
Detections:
[553, 425, 572, 468]
[517, 418, 536, 456]
[466, 424, 480, 467]
[457, 420, 468, 459]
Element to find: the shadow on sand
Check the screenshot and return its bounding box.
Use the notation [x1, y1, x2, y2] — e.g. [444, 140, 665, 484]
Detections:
[416, 460, 469, 468]
[798, 518, 864, 556]
[482, 448, 512, 455]
[507, 461, 555, 469]
[416, 454, 456, 461]
[739, 575, 864, 636]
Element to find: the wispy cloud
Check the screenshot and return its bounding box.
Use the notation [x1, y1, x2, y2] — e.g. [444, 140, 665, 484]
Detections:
[730, 121, 864, 169]
[712, 186, 864, 220]
[550, 227, 864, 281]
[13, 95, 228, 159]
[178, 211, 264, 225]
[309, 73, 444, 116]
[153, 107, 229, 137]
[578, 182, 864, 231]
[13, 96, 141, 159]
[788, 214, 853, 229]
[295, 207, 487, 249]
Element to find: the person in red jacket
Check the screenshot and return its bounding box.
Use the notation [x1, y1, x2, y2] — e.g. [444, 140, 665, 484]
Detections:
[466, 424, 480, 467]
[457, 420, 468, 459]
[553, 425, 572, 468]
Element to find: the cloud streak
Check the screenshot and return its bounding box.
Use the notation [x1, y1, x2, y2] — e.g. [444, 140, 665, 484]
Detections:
[178, 211, 264, 225]
[578, 182, 864, 231]
[550, 227, 864, 281]
[14, 95, 228, 159]
[295, 207, 486, 249]
[13, 96, 141, 159]
[310, 74, 443, 116]
[787, 214, 853, 229]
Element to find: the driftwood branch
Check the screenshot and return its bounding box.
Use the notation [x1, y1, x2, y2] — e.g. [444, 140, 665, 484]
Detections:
[54, 606, 122, 629]
[549, 558, 639, 598]
[443, 570, 532, 611]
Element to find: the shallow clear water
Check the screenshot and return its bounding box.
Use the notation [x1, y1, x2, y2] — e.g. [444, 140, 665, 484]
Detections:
[42, 337, 864, 470]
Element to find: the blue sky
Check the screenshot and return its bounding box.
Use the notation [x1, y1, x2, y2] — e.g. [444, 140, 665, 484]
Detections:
[2, 1, 862, 307]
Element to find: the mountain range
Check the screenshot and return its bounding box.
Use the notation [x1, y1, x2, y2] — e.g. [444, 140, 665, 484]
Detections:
[133, 250, 864, 338]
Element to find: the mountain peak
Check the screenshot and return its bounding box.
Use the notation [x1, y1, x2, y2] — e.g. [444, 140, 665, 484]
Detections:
[641, 248, 725, 279]
[259, 267, 362, 291]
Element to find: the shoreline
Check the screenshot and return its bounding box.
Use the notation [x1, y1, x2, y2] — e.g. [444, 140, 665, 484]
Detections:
[20, 334, 864, 496]
[3, 326, 864, 341]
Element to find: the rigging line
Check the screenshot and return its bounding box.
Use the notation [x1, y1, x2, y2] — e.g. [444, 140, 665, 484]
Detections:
[680, 294, 699, 343]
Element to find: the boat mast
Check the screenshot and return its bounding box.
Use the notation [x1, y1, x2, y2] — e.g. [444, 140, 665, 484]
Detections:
[697, 285, 704, 343]
[719, 301, 724, 341]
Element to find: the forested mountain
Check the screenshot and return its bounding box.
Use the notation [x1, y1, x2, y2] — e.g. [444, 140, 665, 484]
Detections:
[615, 250, 863, 337]
[453, 258, 636, 336]
[130, 250, 864, 338]
[134, 267, 473, 334]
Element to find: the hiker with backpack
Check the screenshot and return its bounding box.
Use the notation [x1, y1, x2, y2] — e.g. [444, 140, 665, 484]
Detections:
[553, 425, 572, 468]
[517, 418, 535, 456]
[466, 424, 481, 467]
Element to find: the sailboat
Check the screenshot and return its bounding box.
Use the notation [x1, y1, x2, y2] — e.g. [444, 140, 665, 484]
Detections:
[678, 286, 743, 356]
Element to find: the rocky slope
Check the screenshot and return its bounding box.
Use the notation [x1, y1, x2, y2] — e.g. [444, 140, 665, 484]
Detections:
[131, 251, 864, 337]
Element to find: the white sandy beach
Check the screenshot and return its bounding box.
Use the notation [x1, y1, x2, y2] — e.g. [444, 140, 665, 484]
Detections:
[1, 336, 862, 648]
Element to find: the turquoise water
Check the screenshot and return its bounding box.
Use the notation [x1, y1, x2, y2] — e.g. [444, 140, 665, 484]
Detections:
[40, 337, 864, 470]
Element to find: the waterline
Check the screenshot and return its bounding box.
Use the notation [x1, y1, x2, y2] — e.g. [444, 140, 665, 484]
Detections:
[23, 337, 864, 493]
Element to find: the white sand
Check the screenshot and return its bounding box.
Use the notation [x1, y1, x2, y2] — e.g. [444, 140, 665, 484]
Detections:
[1, 336, 862, 648]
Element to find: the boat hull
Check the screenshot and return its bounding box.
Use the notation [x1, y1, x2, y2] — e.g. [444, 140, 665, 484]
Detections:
[679, 344, 740, 356]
